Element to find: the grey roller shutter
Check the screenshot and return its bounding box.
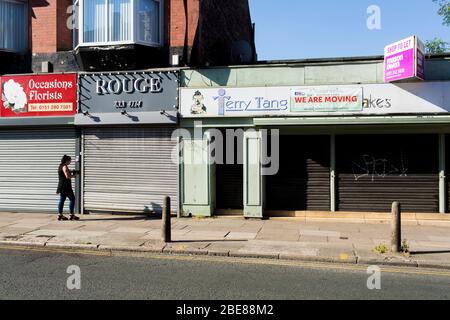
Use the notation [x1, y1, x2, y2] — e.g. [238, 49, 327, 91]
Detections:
[83, 126, 178, 214]
[266, 135, 330, 211]
[0, 128, 77, 213]
[337, 134, 439, 213]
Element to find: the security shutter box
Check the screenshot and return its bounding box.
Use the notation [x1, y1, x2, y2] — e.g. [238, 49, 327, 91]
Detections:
[337, 134, 439, 213]
[82, 126, 178, 214]
[266, 135, 330, 211]
[0, 128, 77, 212]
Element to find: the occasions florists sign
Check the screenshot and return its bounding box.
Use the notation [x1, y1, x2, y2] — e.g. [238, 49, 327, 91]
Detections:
[384, 36, 425, 82]
[0, 74, 77, 117]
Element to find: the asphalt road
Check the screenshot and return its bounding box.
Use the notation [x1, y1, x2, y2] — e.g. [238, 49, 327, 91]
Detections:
[0, 247, 449, 300]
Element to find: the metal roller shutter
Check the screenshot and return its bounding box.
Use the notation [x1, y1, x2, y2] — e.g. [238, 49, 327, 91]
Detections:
[216, 129, 244, 210]
[0, 128, 77, 213]
[83, 126, 178, 214]
[266, 135, 330, 211]
[337, 134, 439, 213]
[216, 164, 244, 209]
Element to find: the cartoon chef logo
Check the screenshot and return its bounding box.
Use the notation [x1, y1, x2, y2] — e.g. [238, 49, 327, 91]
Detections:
[1, 79, 27, 113]
[190, 90, 207, 115]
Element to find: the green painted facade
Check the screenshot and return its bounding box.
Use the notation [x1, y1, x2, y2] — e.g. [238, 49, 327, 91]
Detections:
[179, 55, 450, 217]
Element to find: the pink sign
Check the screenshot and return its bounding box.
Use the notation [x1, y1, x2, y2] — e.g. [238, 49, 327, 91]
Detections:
[384, 36, 425, 82]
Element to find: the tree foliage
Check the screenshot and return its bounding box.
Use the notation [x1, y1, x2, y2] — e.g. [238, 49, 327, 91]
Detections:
[434, 0, 450, 26]
[425, 38, 449, 54]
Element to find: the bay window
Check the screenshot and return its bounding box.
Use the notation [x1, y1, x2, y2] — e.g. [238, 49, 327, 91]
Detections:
[77, 0, 162, 47]
[0, 0, 28, 52]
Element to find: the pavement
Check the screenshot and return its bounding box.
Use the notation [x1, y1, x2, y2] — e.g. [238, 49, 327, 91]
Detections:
[0, 212, 450, 270]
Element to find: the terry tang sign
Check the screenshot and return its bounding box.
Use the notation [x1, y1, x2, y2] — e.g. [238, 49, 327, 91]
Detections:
[0, 73, 77, 117]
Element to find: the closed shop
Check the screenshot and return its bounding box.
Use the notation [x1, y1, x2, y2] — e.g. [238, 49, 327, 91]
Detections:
[0, 128, 76, 212]
[0, 73, 78, 213]
[77, 71, 179, 215]
[266, 135, 330, 211]
[82, 126, 177, 214]
[337, 134, 439, 213]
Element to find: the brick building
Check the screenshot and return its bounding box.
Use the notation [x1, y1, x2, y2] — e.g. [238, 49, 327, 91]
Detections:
[0, 0, 256, 73]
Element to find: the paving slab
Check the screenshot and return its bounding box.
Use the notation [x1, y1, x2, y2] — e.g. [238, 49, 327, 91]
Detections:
[428, 236, 450, 243]
[27, 229, 106, 238]
[0, 221, 16, 228]
[109, 227, 152, 234]
[298, 235, 328, 243]
[163, 241, 211, 255]
[86, 233, 147, 247]
[300, 230, 341, 238]
[206, 241, 247, 256]
[0, 227, 39, 236]
[142, 229, 191, 240]
[255, 233, 299, 241]
[32, 223, 86, 230]
[225, 232, 257, 240]
[2, 235, 52, 246]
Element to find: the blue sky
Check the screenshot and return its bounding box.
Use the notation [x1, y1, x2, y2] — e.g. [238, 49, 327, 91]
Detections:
[248, 0, 450, 60]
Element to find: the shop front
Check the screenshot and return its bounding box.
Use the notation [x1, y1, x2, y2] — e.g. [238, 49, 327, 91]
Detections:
[76, 71, 179, 214]
[0, 73, 78, 213]
[179, 81, 450, 217]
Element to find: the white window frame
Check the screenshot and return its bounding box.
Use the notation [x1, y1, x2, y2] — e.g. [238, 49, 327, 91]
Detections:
[76, 0, 163, 49]
[0, 0, 28, 53]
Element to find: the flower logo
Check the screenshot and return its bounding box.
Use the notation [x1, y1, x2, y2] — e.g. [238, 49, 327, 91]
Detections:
[2, 79, 27, 113]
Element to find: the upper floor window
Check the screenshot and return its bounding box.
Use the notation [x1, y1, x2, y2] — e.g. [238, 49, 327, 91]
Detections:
[76, 0, 162, 48]
[0, 0, 28, 52]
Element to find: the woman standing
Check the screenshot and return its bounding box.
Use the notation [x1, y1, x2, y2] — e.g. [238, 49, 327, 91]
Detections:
[57, 155, 79, 221]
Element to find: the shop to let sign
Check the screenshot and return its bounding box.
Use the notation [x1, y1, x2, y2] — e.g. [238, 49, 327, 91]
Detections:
[0, 74, 77, 117]
[384, 35, 425, 82]
[291, 87, 363, 112]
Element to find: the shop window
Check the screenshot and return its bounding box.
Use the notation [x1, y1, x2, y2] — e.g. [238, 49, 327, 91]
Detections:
[77, 0, 162, 47]
[0, 0, 28, 52]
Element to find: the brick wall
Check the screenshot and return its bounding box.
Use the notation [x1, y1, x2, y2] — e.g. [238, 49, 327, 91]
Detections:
[56, 0, 73, 51]
[168, 0, 255, 66]
[30, 0, 72, 53]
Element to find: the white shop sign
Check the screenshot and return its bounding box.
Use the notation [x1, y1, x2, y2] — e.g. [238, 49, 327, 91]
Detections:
[180, 82, 450, 118]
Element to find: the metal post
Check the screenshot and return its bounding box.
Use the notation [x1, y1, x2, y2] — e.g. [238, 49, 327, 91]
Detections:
[162, 196, 171, 242]
[391, 201, 401, 253]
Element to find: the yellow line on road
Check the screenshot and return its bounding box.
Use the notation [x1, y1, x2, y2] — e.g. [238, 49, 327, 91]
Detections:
[1, 244, 450, 278]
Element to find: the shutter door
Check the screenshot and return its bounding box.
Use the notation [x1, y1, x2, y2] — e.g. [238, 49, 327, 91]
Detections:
[83, 127, 178, 214]
[216, 164, 244, 209]
[216, 130, 244, 209]
[0, 128, 76, 213]
[337, 134, 438, 213]
[266, 135, 330, 211]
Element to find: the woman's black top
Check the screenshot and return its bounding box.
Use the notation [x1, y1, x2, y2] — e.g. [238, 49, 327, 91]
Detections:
[57, 165, 72, 194]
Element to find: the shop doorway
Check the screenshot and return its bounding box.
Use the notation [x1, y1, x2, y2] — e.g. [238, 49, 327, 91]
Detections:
[266, 135, 330, 211]
[215, 129, 244, 211]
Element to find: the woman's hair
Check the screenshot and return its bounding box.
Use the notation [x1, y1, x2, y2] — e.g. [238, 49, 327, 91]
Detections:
[60, 155, 71, 165]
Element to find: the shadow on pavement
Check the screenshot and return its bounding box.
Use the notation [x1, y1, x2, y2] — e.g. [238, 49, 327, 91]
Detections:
[410, 250, 450, 255]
